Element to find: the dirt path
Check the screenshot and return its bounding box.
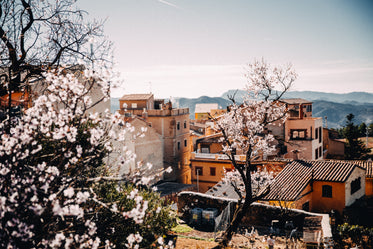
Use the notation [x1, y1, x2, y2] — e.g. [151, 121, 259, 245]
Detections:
[174, 230, 305, 249]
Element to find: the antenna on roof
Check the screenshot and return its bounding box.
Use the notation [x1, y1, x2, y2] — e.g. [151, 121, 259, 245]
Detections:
[148, 81, 152, 94]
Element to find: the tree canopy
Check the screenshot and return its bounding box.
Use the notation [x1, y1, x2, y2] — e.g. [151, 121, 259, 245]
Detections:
[343, 113, 371, 160]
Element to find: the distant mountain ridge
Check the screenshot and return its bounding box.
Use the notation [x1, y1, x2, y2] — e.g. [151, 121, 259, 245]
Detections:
[111, 90, 373, 128]
[221, 90, 373, 104]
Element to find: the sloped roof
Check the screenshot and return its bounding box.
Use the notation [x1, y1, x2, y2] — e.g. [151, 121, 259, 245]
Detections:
[195, 103, 219, 113]
[205, 180, 240, 199]
[263, 160, 364, 201]
[196, 133, 222, 144]
[281, 98, 312, 105]
[120, 93, 153, 101]
[154, 182, 195, 197]
[328, 160, 373, 178]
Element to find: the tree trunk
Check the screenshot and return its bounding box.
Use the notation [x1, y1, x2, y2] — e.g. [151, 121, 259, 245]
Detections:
[214, 199, 252, 248]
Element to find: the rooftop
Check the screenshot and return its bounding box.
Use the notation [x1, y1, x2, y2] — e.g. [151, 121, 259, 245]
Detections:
[205, 160, 365, 202]
[154, 182, 195, 197]
[196, 133, 222, 144]
[263, 160, 364, 201]
[281, 98, 312, 105]
[195, 103, 219, 113]
[120, 93, 153, 101]
[328, 160, 373, 178]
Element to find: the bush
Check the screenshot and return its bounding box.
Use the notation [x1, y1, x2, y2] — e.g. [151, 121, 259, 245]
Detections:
[94, 182, 177, 248]
[336, 223, 373, 248]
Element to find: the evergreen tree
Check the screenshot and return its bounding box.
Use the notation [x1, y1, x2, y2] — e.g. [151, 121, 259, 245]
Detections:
[343, 114, 371, 159]
[358, 123, 367, 137]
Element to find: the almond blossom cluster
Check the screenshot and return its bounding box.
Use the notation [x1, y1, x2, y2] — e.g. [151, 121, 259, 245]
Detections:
[0, 69, 172, 248]
[215, 59, 297, 169]
[222, 168, 274, 198]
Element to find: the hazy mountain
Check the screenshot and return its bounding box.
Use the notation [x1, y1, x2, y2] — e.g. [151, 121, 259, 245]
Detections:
[220, 90, 373, 105]
[111, 98, 120, 113]
[111, 91, 373, 128]
[313, 101, 373, 128]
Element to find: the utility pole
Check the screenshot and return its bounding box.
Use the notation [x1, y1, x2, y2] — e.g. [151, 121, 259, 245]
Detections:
[196, 169, 200, 192]
[366, 127, 370, 148]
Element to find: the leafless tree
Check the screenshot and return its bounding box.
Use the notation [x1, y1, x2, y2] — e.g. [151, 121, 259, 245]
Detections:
[0, 0, 112, 130]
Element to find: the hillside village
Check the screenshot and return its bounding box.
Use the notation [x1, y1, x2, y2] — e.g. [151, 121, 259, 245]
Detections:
[114, 92, 373, 248]
[1, 1, 372, 248]
[1, 68, 372, 248]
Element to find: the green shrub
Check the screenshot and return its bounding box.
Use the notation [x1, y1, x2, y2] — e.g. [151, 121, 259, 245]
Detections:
[94, 182, 177, 248]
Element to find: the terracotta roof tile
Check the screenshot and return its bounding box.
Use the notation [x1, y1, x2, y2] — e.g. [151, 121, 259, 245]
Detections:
[327, 160, 372, 178]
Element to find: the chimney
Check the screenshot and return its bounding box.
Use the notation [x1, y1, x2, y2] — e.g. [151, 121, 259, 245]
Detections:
[142, 108, 148, 119]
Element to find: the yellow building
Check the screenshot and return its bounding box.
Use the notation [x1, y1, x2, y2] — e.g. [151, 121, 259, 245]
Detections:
[190, 152, 236, 193]
[194, 103, 226, 120]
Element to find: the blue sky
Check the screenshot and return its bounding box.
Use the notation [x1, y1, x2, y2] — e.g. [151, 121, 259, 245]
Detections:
[78, 0, 373, 98]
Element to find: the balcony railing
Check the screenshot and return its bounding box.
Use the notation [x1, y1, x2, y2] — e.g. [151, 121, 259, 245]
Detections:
[191, 152, 246, 161]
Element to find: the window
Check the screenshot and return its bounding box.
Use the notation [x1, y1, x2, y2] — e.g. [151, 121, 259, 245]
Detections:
[315, 127, 318, 140]
[131, 103, 137, 108]
[195, 167, 203, 176]
[319, 127, 322, 143]
[201, 146, 210, 153]
[292, 130, 298, 138]
[302, 202, 310, 211]
[322, 185, 332, 198]
[319, 147, 322, 158]
[351, 177, 361, 195]
[177, 142, 180, 150]
[184, 121, 187, 129]
[210, 167, 216, 176]
[177, 122, 180, 130]
[290, 129, 307, 140]
[184, 139, 187, 147]
[315, 148, 318, 159]
[306, 105, 312, 112]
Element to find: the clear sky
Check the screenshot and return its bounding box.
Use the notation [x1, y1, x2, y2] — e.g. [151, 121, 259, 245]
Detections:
[77, 0, 373, 98]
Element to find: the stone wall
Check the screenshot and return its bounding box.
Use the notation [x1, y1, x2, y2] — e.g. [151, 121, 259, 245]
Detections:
[178, 191, 332, 244]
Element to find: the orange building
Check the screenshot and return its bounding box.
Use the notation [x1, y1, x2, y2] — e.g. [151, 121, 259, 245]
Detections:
[0, 92, 32, 109]
[323, 128, 345, 159]
[119, 94, 191, 183]
[262, 160, 366, 215]
[327, 160, 373, 197]
[119, 93, 155, 111]
[190, 133, 289, 192]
